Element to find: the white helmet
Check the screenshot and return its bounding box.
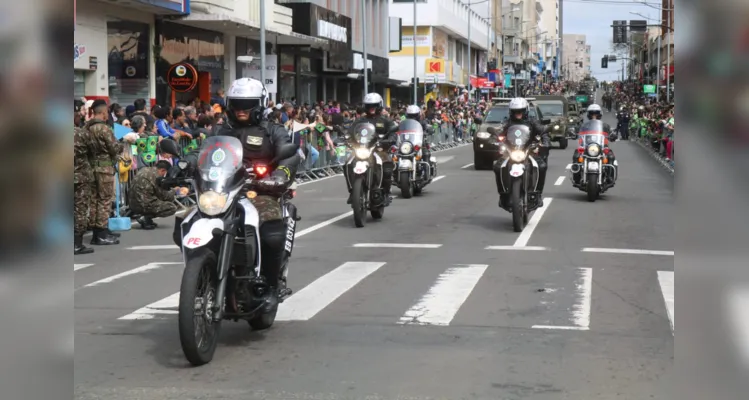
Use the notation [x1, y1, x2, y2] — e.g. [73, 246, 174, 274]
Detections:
[226, 77, 267, 124]
[405, 104, 420, 117]
[508, 97, 529, 111]
[363, 93, 384, 110]
[587, 104, 602, 113]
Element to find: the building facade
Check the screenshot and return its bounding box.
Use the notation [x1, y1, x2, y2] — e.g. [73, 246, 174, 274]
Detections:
[561, 34, 588, 82]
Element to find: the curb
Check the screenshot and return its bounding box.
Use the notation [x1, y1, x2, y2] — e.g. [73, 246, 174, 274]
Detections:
[633, 138, 674, 176]
[295, 139, 474, 183]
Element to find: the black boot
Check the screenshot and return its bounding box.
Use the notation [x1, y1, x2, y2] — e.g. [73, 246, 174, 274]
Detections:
[74, 234, 94, 255]
[90, 228, 120, 245]
[260, 251, 284, 315]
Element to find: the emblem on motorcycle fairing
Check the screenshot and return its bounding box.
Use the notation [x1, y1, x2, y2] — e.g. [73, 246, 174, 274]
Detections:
[208, 167, 221, 181]
[360, 129, 368, 135]
[212, 148, 226, 164]
[515, 138, 523, 146]
[515, 130, 522, 137]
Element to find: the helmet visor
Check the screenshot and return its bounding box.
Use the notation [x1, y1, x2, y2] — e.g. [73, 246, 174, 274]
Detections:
[228, 98, 262, 112]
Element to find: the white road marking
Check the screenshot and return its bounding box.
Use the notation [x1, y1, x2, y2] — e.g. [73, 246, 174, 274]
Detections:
[295, 211, 353, 238]
[582, 248, 674, 256]
[513, 197, 553, 247]
[432, 175, 446, 183]
[119, 293, 180, 320]
[461, 163, 474, 169]
[532, 267, 592, 330]
[657, 271, 674, 334]
[565, 164, 572, 170]
[554, 176, 565, 186]
[353, 243, 442, 249]
[485, 245, 548, 251]
[81, 262, 183, 288]
[399, 264, 488, 326]
[277, 262, 386, 321]
[74, 264, 94, 271]
[438, 156, 455, 163]
[127, 245, 179, 250]
[726, 286, 749, 366]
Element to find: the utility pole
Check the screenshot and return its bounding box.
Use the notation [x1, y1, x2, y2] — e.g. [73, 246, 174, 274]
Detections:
[260, 0, 266, 91]
[413, 0, 418, 104]
[361, 0, 368, 95]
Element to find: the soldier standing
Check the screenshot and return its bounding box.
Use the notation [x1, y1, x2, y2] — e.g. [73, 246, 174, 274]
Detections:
[74, 109, 94, 254]
[85, 100, 122, 245]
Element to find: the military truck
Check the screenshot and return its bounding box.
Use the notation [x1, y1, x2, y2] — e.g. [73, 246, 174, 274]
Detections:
[532, 95, 571, 149]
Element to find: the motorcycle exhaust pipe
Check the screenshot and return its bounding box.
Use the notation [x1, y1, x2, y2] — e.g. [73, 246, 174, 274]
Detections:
[570, 164, 581, 174]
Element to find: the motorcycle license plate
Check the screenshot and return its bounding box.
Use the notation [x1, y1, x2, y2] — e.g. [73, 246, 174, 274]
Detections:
[588, 161, 600, 171]
[353, 161, 368, 174]
[509, 163, 525, 177]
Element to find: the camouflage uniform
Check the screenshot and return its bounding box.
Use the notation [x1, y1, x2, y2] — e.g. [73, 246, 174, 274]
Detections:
[85, 119, 123, 229]
[74, 126, 94, 236]
[250, 195, 283, 223]
[128, 166, 178, 218]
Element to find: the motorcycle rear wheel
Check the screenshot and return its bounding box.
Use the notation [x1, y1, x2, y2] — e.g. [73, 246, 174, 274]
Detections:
[178, 250, 221, 366]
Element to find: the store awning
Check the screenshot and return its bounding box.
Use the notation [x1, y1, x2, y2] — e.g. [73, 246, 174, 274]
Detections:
[175, 13, 329, 48]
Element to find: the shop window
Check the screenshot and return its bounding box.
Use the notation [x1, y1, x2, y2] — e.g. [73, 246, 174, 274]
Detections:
[279, 74, 296, 103]
[74, 71, 87, 99]
[107, 21, 150, 107]
[300, 57, 312, 73]
[299, 76, 319, 105]
[280, 52, 295, 73]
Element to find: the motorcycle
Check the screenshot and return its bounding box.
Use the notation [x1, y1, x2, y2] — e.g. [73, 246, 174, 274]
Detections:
[338, 122, 395, 228]
[491, 126, 544, 232]
[164, 136, 300, 366]
[568, 119, 618, 202]
[392, 119, 436, 198]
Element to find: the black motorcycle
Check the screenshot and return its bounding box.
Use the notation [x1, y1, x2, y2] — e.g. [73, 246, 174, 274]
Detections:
[338, 122, 395, 228]
[491, 126, 543, 232]
[164, 136, 300, 366]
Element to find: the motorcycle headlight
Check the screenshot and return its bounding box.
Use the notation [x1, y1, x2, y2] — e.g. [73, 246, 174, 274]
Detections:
[510, 149, 527, 163]
[476, 131, 490, 139]
[198, 190, 228, 216]
[554, 125, 560, 130]
[587, 144, 601, 157]
[569, 118, 574, 123]
[399, 142, 413, 154]
[355, 147, 372, 159]
[178, 160, 188, 169]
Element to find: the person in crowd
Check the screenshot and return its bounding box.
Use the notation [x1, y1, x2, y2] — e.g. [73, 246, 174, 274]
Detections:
[211, 88, 226, 108]
[154, 106, 191, 140]
[132, 98, 155, 131]
[74, 106, 95, 255]
[183, 106, 199, 132]
[85, 99, 122, 245]
[128, 160, 178, 230]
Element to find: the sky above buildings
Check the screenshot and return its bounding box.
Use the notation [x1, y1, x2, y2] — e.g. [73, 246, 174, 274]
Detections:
[563, 0, 663, 81]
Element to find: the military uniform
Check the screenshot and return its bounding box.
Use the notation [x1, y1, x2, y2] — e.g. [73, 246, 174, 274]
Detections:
[74, 126, 94, 254]
[352, 115, 397, 201]
[85, 118, 123, 244]
[128, 166, 178, 218]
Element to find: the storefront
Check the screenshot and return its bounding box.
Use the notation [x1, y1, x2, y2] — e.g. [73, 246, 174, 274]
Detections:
[155, 21, 225, 107]
[281, 3, 352, 104]
[107, 20, 151, 106]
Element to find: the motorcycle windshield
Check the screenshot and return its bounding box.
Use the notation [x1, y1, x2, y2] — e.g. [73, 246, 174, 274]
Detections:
[578, 120, 606, 146]
[505, 124, 531, 148]
[397, 119, 424, 146]
[349, 122, 377, 146]
[196, 136, 245, 194]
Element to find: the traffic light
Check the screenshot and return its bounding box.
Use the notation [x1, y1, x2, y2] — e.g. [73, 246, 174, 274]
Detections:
[602, 56, 608, 68]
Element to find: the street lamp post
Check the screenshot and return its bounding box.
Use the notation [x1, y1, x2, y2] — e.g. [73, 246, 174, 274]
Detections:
[413, 0, 418, 104]
[259, 0, 266, 90]
[361, 0, 368, 95]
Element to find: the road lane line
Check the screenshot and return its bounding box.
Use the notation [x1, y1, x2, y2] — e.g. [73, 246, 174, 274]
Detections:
[74, 264, 94, 271]
[485, 246, 548, 251]
[582, 248, 674, 256]
[276, 261, 386, 321]
[726, 286, 749, 365]
[437, 156, 455, 163]
[565, 164, 572, 170]
[119, 293, 180, 320]
[554, 176, 565, 186]
[461, 163, 474, 169]
[513, 197, 553, 247]
[127, 245, 179, 250]
[433, 175, 446, 183]
[399, 264, 488, 326]
[295, 211, 353, 238]
[657, 271, 674, 334]
[353, 243, 442, 249]
[532, 267, 592, 330]
[81, 262, 183, 288]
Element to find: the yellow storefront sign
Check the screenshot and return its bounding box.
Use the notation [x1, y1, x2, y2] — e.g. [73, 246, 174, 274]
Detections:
[424, 58, 445, 75]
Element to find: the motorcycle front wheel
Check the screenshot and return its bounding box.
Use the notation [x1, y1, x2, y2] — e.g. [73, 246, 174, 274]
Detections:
[178, 249, 221, 366]
[351, 176, 367, 228]
[586, 173, 599, 202]
[399, 171, 413, 199]
[511, 178, 525, 232]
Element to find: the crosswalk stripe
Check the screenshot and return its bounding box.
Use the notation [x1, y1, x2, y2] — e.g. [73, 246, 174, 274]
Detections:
[533, 268, 592, 331]
[81, 262, 183, 288]
[657, 271, 674, 334]
[127, 245, 179, 250]
[74, 264, 94, 271]
[582, 248, 674, 256]
[119, 293, 180, 320]
[276, 261, 386, 321]
[399, 264, 487, 326]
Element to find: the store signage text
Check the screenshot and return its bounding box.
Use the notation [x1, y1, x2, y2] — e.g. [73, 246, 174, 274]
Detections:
[166, 62, 198, 92]
[317, 20, 347, 43]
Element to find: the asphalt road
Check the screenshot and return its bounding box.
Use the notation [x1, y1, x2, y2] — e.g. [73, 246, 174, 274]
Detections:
[74, 107, 674, 400]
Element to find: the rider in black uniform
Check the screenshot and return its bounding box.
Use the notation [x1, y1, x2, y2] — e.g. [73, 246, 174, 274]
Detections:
[351, 93, 398, 205]
[572, 103, 617, 184]
[493, 98, 550, 208]
[404, 104, 436, 176]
